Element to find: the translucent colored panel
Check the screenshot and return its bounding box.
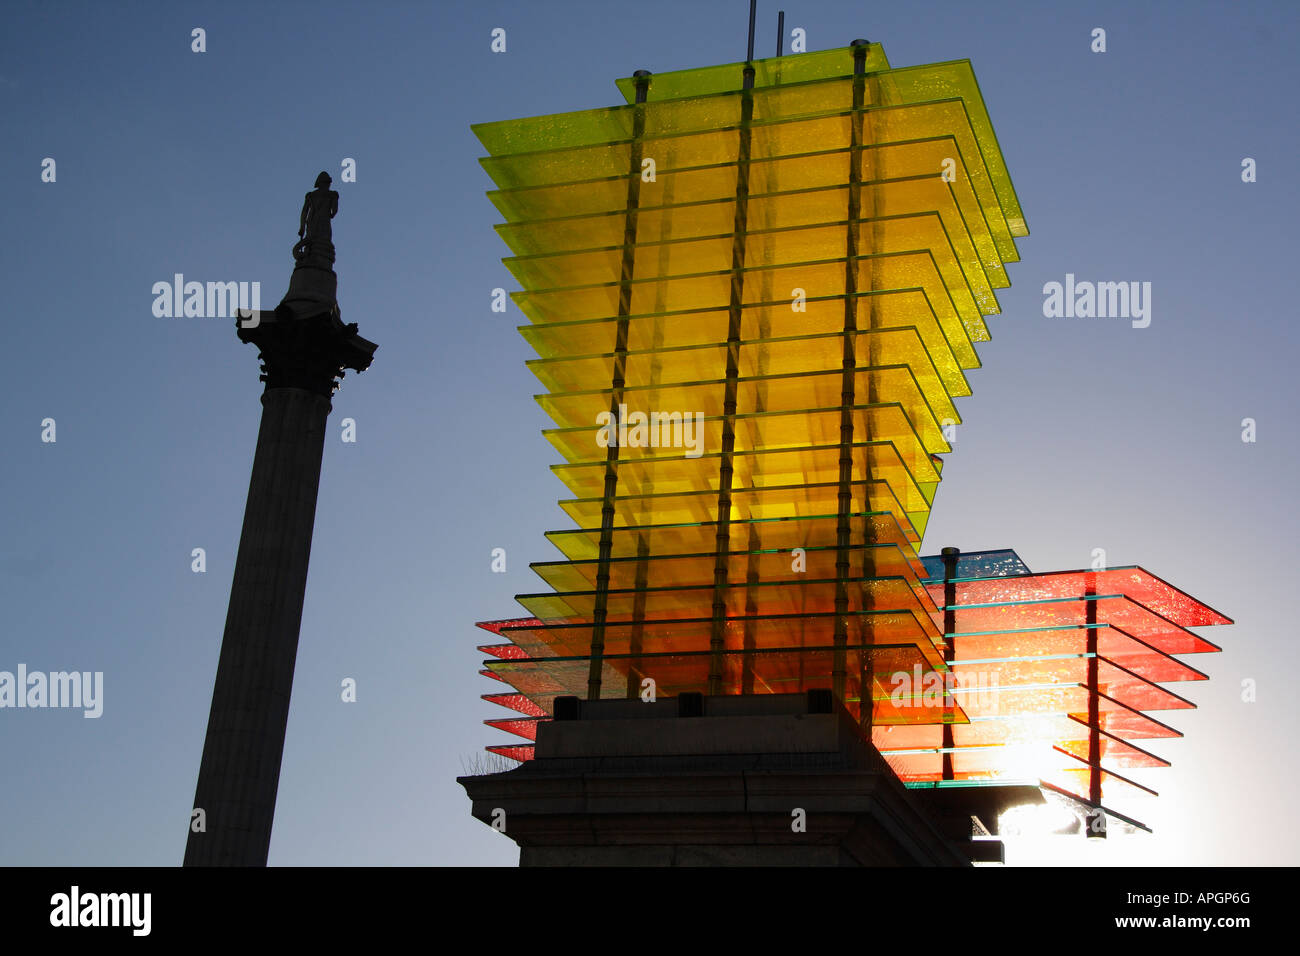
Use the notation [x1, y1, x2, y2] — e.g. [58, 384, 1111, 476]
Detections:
[479, 50, 1021, 242]
[482, 692, 547, 717]
[873, 61, 1027, 236]
[473, 105, 636, 157]
[495, 614, 944, 667]
[533, 361, 961, 444]
[942, 568, 1232, 628]
[516, 251, 983, 346]
[863, 99, 1019, 260]
[537, 369, 955, 460]
[543, 402, 946, 467]
[484, 141, 1012, 283]
[486, 132, 976, 207]
[612, 46, 891, 102]
[504, 207, 998, 320]
[482, 139, 634, 191]
[947, 625, 1207, 684]
[920, 549, 1031, 580]
[543, 511, 916, 564]
[1055, 733, 1168, 771]
[531, 326, 961, 431]
[486, 644, 955, 726]
[495, 178, 1002, 306]
[1045, 764, 1157, 809]
[478, 643, 528, 660]
[955, 654, 1193, 713]
[516, 195, 997, 307]
[530, 540, 925, 594]
[874, 703, 1179, 750]
[492, 134, 1013, 272]
[550, 438, 938, 511]
[923, 683, 1122, 718]
[938, 593, 1220, 656]
[555, 477, 919, 539]
[517, 574, 938, 627]
[485, 717, 540, 741]
[523, 289, 977, 387]
[486, 745, 534, 762]
[876, 657, 1189, 722]
[475, 617, 540, 637]
[879, 729, 1167, 781]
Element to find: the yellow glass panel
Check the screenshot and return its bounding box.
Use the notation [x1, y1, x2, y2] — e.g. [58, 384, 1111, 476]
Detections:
[531, 539, 927, 593]
[551, 439, 938, 511]
[482, 103, 1019, 261]
[874, 61, 1027, 236]
[543, 509, 907, 560]
[537, 365, 955, 452]
[613, 46, 891, 102]
[493, 144, 1004, 294]
[518, 574, 938, 625]
[522, 288, 976, 385]
[555, 478, 920, 538]
[515, 250, 984, 345]
[505, 209, 996, 326]
[531, 327, 957, 437]
[497, 610, 942, 667]
[542, 402, 946, 467]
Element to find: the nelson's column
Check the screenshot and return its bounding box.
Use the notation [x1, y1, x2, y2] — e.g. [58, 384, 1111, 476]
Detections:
[184, 172, 377, 866]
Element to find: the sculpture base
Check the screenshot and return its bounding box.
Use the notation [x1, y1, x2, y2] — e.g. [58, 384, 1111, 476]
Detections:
[280, 239, 338, 318]
[459, 693, 988, 866]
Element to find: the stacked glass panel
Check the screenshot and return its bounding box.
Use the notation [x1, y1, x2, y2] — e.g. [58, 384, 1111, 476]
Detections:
[470, 45, 1228, 828]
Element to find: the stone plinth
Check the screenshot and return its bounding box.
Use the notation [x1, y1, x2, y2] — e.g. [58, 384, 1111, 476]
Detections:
[459, 692, 977, 866]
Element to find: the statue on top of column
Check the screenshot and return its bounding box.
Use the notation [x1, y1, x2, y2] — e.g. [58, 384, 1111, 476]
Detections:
[294, 171, 339, 263]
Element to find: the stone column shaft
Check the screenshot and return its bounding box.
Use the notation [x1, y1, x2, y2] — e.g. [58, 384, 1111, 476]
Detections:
[184, 385, 331, 866]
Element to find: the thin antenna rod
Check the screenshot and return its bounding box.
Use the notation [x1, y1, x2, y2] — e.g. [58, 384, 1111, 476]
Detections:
[776, 10, 784, 57]
[746, 0, 756, 62]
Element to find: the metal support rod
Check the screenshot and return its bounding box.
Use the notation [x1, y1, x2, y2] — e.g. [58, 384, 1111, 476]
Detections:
[941, 547, 959, 781]
[776, 11, 784, 57]
[746, 0, 757, 63]
[1086, 573, 1104, 836]
[707, 60, 756, 694]
[625, 535, 651, 697]
[587, 69, 651, 701]
[832, 39, 871, 710]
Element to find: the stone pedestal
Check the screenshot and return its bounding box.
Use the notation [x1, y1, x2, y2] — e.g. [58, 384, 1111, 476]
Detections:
[459, 693, 985, 867]
[281, 239, 338, 319]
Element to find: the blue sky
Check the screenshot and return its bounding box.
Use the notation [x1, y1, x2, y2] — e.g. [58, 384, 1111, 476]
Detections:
[0, 0, 1295, 866]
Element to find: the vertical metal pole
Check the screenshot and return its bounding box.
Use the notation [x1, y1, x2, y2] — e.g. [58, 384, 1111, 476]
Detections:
[746, 0, 757, 62]
[941, 547, 959, 782]
[707, 59, 756, 695]
[587, 70, 651, 701]
[625, 536, 650, 697]
[833, 40, 870, 709]
[1085, 573, 1104, 836]
[776, 11, 784, 57]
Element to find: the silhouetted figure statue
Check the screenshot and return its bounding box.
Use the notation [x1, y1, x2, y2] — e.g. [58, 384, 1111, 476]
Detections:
[294, 171, 338, 262]
[280, 171, 342, 314]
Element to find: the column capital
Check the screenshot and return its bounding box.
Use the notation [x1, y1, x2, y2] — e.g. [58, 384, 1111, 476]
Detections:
[235, 306, 377, 398]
